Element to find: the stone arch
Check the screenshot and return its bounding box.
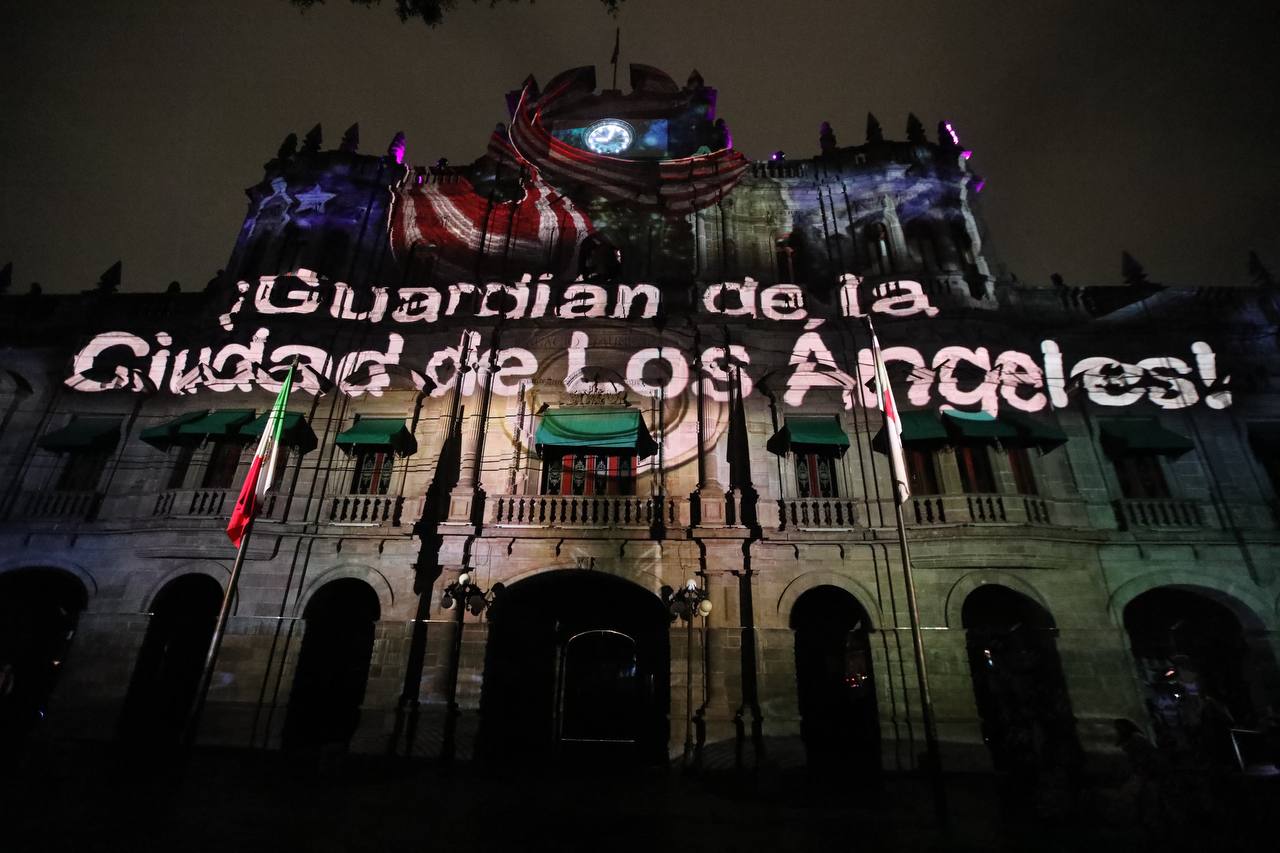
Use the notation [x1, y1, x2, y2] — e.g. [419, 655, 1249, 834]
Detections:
[0, 557, 97, 599]
[140, 560, 231, 613]
[944, 570, 1055, 629]
[294, 564, 395, 619]
[495, 561, 667, 603]
[1108, 571, 1271, 632]
[777, 571, 883, 631]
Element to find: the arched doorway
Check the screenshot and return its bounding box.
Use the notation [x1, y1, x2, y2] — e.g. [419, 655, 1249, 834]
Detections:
[1123, 587, 1270, 752]
[479, 570, 669, 766]
[790, 586, 880, 776]
[118, 574, 222, 745]
[0, 568, 88, 741]
[962, 585, 1079, 777]
[283, 578, 380, 751]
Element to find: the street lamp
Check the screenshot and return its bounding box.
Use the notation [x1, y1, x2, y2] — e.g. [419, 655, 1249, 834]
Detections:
[439, 570, 494, 764]
[667, 578, 713, 768]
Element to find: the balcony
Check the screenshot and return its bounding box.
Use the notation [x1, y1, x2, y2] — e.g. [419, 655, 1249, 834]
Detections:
[898, 493, 1089, 529]
[1112, 498, 1204, 531]
[485, 493, 683, 529]
[327, 494, 403, 526]
[13, 490, 99, 521]
[775, 497, 860, 530]
[152, 488, 282, 522]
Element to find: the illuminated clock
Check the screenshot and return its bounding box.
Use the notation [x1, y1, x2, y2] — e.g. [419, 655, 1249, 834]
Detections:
[584, 119, 634, 155]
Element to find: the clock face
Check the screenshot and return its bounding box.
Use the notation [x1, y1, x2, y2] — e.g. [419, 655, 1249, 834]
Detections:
[584, 119, 634, 155]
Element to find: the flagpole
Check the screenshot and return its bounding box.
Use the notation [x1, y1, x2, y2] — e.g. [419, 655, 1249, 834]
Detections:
[611, 27, 620, 90]
[182, 357, 295, 756]
[181, 516, 255, 752]
[890, 484, 948, 824]
[867, 319, 948, 824]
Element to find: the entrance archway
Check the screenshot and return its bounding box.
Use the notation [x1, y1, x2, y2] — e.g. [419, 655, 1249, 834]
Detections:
[962, 585, 1079, 776]
[479, 570, 669, 766]
[283, 578, 380, 751]
[118, 573, 222, 745]
[1123, 586, 1271, 750]
[0, 568, 88, 740]
[790, 585, 880, 776]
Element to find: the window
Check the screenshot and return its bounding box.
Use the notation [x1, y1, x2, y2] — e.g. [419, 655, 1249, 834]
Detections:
[905, 447, 940, 495]
[351, 449, 393, 495]
[202, 441, 243, 489]
[955, 443, 996, 493]
[166, 445, 195, 490]
[1247, 426, 1280, 496]
[1113, 453, 1171, 499]
[56, 451, 109, 492]
[1007, 446, 1038, 496]
[795, 452, 839, 498]
[541, 452, 635, 496]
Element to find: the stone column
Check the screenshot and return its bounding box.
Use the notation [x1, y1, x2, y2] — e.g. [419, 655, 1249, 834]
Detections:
[447, 403, 484, 523]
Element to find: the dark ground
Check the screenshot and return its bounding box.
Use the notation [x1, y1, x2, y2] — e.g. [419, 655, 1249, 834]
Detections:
[3, 740, 1276, 853]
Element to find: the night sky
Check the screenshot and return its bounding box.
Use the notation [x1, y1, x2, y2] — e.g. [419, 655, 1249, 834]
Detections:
[2, 0, 1276, 294]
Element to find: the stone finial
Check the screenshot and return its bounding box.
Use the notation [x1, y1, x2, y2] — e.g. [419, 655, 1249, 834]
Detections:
[687, 69, 704, 89]
[866, 112, 884, 144]
[1249, 250, 1275, 288]
[276, 132, 298, 162]
[29, 282, 42, 296]
[166, 280, 181, 294]
[937, 120, 958, 150]
[340, 123, 360, 154]
[819, 121, 837, 154]
[1050, 273, 1066, 288]
[1121, 251, 1149, 286]
[387, 131, 407, 164]
[95, 261, 122, 294]
[906, 113, 927, 144]
[302, 123, 323, 155]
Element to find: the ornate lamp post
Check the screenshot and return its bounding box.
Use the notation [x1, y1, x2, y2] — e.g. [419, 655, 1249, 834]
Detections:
[439, 570, 493, 764]
[667, 578, 713, 767]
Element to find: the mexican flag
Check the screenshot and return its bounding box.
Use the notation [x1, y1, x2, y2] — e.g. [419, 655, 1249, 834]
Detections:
[867, 320, 910, 505]
[226, 363, 294, 546]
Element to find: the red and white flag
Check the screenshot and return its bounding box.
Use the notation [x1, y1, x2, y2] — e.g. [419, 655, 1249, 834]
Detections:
[867, 320, 910, 504]
[226, 362, 294, 546]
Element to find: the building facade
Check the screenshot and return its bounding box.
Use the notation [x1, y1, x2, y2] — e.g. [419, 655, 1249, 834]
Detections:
[2, 64, 1278, 774]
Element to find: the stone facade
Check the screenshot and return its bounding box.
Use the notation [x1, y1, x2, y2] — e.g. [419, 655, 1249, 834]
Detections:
[2, 65, 1278, 774]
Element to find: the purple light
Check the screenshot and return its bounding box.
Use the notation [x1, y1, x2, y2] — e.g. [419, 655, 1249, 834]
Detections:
[974, 178, 986, 193]
[944, 121, 960, 146]
[961, 150, 973, 160]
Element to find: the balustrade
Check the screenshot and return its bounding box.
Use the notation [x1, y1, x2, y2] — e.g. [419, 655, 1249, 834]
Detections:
[1113, 498, 1203, 530]
[778, 497, 859, 529]
[328, 494, 402, 525]
[966, 494, 1007, 523]
[151, 488, 279, 521]
[17, 490, 97, 520]
[488, 494, 677, 528]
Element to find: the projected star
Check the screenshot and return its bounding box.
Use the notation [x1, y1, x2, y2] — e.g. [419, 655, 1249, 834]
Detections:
[294, 184, 337, 213]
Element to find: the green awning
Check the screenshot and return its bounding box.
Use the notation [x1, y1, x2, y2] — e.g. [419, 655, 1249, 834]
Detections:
[872, 409, 948, 454]
[176, 409, 255, 438]
[942, 409, 1020, 441]
[335, 417, 418, 456]
[767, 416, 850, 456]
[139, 411, 208, 449]
[1002, 412, 1069, 450]
[38, 417, 122, 452]
[1099, 418, 1195, 456]
[240, 411, 318, 453]
[900, 410, 949, 442]
[534, 407, 657, 459]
